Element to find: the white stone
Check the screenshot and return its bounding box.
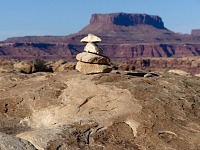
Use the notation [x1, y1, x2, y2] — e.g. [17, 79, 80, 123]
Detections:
[76, 52, 110, 65]
[80, 34, 101, 43]
[84, 42, 103, 55]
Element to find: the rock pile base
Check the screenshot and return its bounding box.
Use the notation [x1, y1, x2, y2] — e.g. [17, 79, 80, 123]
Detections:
[76, 61, 112, 74]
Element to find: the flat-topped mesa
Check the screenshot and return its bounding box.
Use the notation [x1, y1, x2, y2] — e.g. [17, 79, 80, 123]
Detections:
[90, 12, 165, 29]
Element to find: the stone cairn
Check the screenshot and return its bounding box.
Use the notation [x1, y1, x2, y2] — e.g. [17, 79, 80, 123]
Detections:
[76, 34, 112, 74]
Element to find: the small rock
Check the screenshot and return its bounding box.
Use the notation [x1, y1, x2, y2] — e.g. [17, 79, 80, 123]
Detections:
[80, 34, 101, 43]
[84, 43, 103, 55]
[50, 59, 66, 71]
[55, 62, 76, 72]
[158, 131, 177, 143]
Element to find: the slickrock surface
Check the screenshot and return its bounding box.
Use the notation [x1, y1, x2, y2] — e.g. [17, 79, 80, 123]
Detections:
[0, 69, 200, 149]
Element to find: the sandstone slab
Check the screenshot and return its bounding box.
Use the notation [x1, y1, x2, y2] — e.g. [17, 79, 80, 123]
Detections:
[76, 61, 112, 74]
[76, 52, 110, 65]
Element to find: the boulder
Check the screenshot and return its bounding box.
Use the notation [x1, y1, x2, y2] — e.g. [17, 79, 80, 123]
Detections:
[84, 42, 103, 54]
[55, 62, 76, 72]
[49, 59, 66, 71]
[0, 60, 14, 73]
[76, 52, 110, 65]
[76, 61, 112, 74]
[14, 61, 33, 74]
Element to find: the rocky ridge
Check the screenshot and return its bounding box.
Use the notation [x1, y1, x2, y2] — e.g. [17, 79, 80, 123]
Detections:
[116, 57, 200, 75]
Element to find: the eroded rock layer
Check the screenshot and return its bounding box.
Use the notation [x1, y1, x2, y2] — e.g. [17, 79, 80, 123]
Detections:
[0, 69, 200, 149]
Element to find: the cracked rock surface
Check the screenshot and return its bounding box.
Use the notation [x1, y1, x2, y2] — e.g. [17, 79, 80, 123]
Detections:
[0, 70, 200, 149]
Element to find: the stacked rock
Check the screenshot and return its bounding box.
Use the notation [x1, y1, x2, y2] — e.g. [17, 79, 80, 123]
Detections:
[76, 34, 112, 74]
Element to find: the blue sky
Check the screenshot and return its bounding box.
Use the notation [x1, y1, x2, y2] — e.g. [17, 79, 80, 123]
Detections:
[0, 0, 200, 41]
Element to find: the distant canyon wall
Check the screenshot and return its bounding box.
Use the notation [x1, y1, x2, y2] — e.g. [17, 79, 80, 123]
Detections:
[1, 43, 200, 60]
[119, 57, 200, 75]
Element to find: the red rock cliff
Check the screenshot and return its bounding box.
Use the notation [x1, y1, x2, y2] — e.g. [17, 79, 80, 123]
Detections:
[79, 13, 167, 34]
[90, 13, 165, 29]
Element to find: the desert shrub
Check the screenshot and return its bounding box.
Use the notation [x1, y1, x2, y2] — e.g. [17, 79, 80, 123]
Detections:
[33, 59, 53, 72]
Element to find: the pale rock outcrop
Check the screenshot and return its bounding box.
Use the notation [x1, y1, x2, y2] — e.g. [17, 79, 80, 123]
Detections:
[1, 70, 200, 149]
[195, 74, 200, 77]
[168, 69, 190, 76]
[76, 34, 112, 74]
